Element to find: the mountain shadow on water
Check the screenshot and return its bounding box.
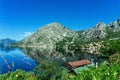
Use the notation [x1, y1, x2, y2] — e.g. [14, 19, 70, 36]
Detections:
[18, 47, 101, 66]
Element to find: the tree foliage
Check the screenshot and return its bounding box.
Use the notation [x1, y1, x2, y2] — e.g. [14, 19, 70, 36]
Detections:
[100, 40, 120, 56]
[33, 60, 68, 80]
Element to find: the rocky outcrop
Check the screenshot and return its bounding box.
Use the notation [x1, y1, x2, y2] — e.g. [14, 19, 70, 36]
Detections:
[108, 18, 120, 32]
[81, 22, 107, 41]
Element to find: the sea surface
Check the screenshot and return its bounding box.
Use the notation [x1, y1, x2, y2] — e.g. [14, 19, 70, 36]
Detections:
[0, 47, 38, 74]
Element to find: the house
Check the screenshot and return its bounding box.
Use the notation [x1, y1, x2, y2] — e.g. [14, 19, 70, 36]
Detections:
[66, 59, 95, 74]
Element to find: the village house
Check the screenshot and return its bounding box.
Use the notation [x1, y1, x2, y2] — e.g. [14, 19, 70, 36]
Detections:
[66, 59, 95, 74]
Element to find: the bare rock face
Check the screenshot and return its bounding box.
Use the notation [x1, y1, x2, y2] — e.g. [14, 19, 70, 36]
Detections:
[81, 22, 107, 41]
[19, 22, 79, 53]
[108, 18, 120, 32]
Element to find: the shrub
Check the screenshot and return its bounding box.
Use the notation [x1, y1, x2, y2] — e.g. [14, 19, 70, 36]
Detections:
[0, 69, 38, 80]
[33, 60, 68, 80]
[100, 40, 120, 56]
[109, 53, 120, 64]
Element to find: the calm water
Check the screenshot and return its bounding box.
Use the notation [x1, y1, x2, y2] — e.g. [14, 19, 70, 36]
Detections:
[0, 47, 38, 74]
[0, 46, 104, 74]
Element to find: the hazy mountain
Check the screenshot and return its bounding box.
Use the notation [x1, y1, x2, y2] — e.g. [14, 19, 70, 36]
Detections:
[0, 38, 16, 47]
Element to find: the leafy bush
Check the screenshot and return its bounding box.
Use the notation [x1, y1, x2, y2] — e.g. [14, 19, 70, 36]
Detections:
[109, 53, 120, 64]
[33, 60, 68, 80]
[0, 69, 38, 80]
[100, 40, 120, 56]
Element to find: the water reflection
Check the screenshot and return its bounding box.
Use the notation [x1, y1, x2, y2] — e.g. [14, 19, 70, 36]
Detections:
[0, 46, 16, 53]
[0, 47, 37, 74]
[19, 47, 101, 65]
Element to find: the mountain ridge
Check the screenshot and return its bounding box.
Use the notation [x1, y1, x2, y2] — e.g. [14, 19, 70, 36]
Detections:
[18, 22, 79, 52]
[17, 18, 120, 52]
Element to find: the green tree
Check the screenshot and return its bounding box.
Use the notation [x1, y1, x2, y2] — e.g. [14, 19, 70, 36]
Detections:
[100, 40, 120, 56]
[33, 60, 68, 80]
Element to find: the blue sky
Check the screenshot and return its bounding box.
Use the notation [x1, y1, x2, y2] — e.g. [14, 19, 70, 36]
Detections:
[0, 0, 120, 40]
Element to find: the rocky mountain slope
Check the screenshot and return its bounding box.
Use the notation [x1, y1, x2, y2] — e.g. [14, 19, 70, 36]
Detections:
[17, 18, 120, 54]
[108, 18, 120, 32]
[80, 18, 120, 42]
[81, 22, 107, 41]
[18, 22, 79, 52]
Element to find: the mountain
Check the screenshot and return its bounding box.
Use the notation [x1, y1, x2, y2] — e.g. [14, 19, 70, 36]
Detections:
[108, 18, 120, 32]
[17, 18, 120, 53]
[0, 38, 16, 47]
[18, 22, 79, 52]
[105, 19, 120, 40]
[79, 18, 120, 42]
[81, 22, 107, 41]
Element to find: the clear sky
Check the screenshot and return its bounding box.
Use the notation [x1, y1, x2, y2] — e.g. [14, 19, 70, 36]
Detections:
[0, 0, 120, 40]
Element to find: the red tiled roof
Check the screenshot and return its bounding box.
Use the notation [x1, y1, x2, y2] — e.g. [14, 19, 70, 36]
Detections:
[66, 59, 92, 68]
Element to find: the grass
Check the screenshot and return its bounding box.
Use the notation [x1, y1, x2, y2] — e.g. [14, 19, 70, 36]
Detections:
[66, 63, 120, 80]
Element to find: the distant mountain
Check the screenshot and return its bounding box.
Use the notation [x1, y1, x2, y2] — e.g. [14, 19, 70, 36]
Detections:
[18, 22, 79, 52]
[0, 38, 16, 47]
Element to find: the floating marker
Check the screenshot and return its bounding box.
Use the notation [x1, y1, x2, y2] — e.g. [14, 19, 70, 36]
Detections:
[6, 54, 32, 66]
[0, 53, 11, 70]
